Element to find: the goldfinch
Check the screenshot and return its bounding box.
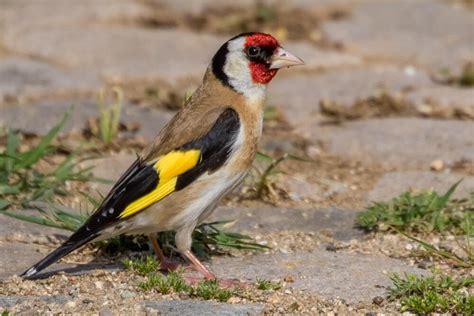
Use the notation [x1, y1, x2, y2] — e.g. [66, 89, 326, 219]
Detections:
[22, 32, 304, 279]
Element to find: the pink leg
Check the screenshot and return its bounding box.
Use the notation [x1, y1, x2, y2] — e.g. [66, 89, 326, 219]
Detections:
[149, 238, 248, 288]
[148, 234, 181, 271]
[182, 250, 216, 280]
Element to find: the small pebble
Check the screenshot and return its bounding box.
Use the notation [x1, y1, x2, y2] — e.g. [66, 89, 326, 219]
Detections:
[66, 301, 77, 308]
[417, 260, 433, 269]
[227, 297, 242, 304]
[99, 308, 113, 316]
[326, 243, 337, 252]
[372, 296, 384, 305]
[430, 159, 444, 171]
[120, 290, 136, 299]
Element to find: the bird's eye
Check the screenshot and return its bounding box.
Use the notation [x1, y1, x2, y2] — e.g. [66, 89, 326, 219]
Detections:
[247, 46, 260, 57]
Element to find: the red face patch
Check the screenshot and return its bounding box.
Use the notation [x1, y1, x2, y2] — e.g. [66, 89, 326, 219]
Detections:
[249, 63, 277, 84]
[245, 33, 280, 84]
[245, 33, 279, 49]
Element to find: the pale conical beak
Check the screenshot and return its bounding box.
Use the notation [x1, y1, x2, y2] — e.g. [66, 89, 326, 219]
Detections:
[269, 47, 305, 69]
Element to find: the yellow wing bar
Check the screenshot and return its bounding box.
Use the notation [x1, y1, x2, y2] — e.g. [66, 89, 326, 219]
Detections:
[119, 149, 201, 219]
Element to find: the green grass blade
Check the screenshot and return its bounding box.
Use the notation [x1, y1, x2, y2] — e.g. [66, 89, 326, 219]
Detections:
[49, 154, 76, 179]
[16, 109, 72, 170]
[0, 184, 21, 195]
[5, 130, 19, 172]
[256, 151, 274, 162]
[0, 199, 10, 210]
[434, 179, 463, 210]
[0, 210, 71, 230]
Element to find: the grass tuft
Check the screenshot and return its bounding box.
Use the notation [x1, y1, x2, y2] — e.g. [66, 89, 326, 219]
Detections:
[93, 87, 124, 144]
[357, 180, 473, 235]
[138, 268, 191, 294]
[123, 255, 160, 276]
[435, 62, 474, 87]
[458, 63, 474, 87]
[192, 279, 234, 302]
[256, 277, 282, 290]
[388, 272, 474, 314]
[357, 181, 473, 267]
[126, 257, 235, 302]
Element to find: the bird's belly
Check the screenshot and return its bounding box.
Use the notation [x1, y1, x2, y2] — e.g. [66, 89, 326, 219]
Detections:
[123, 169, 246, 234]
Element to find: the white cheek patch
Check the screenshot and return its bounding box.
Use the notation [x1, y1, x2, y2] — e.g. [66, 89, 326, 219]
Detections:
[224, 38, 267, 103]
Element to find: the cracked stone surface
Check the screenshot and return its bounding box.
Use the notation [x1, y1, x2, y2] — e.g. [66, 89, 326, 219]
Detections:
[0, 57, 99, 103]
[323, 0, 474, 71]
[210, 207, 364, 241]
[142, 300, 264, 316]
[211, 250, 427, 304]
[313, 118, 474, 168]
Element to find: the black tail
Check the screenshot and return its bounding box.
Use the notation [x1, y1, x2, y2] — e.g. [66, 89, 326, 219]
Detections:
[21, 231, 98, 278]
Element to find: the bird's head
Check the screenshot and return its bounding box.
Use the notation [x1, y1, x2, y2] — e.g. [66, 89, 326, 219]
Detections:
[211, 32, 304, 99]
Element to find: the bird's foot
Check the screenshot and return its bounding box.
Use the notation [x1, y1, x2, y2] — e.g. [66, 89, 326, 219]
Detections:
[158, 259, 183, 272]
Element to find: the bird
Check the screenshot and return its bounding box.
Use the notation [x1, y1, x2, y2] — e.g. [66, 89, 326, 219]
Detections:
[21, 32, 304, 279]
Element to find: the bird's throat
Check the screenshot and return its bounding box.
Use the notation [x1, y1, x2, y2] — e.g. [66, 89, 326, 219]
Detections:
[249, 62, 277, 84]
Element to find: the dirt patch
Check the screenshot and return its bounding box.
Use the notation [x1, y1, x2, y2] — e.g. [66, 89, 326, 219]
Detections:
[320, 92, 474, 123]
[451, 159, 474, 176]
[137, 1, 350, 47]
[450, 0, 474, 10]
[432, 62, 474, 87]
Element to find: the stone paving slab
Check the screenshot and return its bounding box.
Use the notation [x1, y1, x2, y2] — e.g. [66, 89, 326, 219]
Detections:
[368, 171, 474, 202]
[142, 300, 264, 316]
[0, 0, 152, 34]
[0, 241, 50, 279]
[0, 99, 174, 139]
[0, 57, 99, 103]
[211, 250, 426, 304]
[323, 0, 474, 71]
[152, 0, 362, 15]
[2, 27, 225, 84]
[268, 66, 432, 133]
[0, 295, 71, 310]
[313, 118, 474, 168]
[210, 207, 364, 241]
[149, 0, 255, 15]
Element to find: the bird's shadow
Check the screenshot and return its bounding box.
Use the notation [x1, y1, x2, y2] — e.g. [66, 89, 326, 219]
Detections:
[23, 262, 123, 280]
